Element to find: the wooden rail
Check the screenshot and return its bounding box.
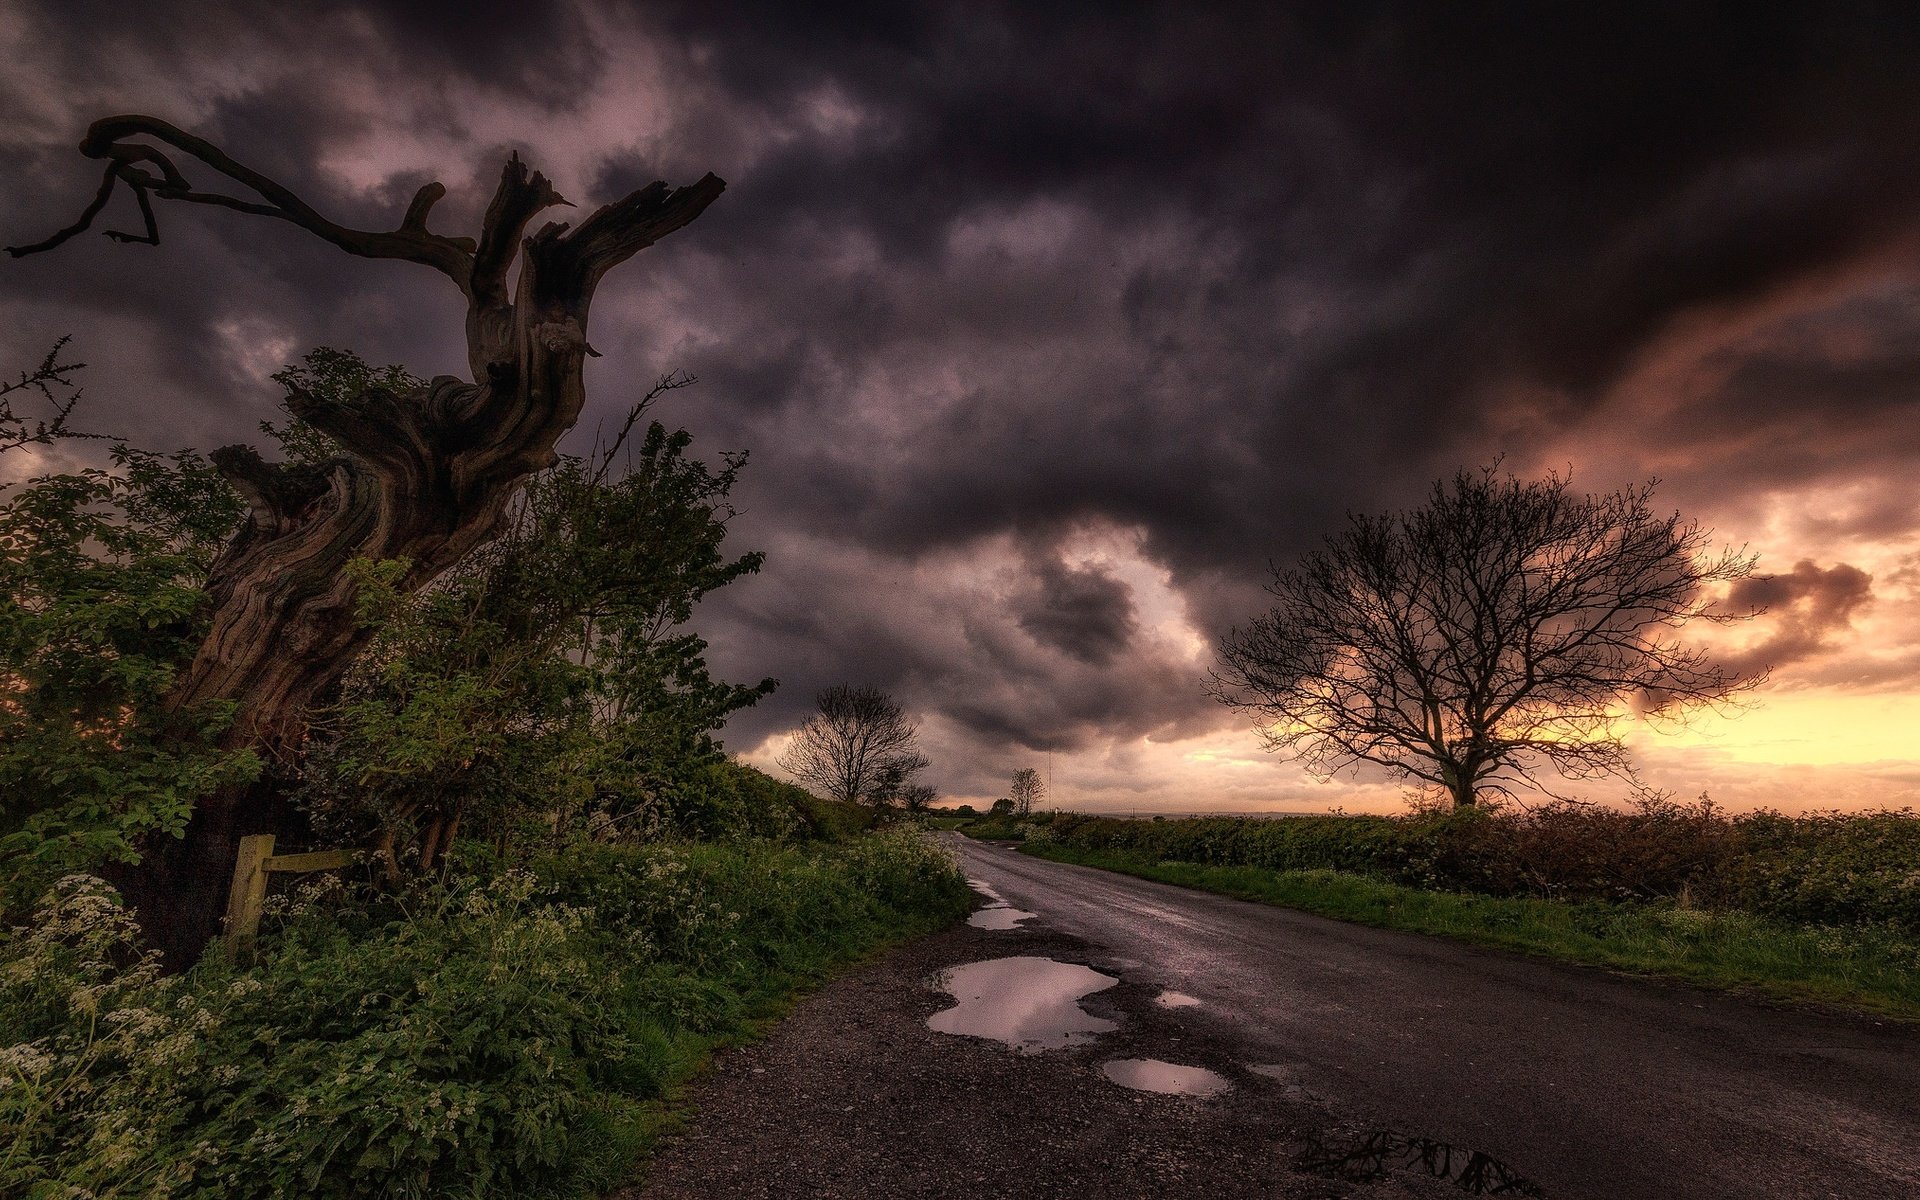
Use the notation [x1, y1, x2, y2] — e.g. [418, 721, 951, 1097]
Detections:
[222, 834, 361, 952]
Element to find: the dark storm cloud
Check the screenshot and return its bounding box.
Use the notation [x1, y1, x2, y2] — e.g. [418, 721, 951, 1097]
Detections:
[6, 1, 1920, 797]
[1725, 560, 1875, 679]
[1016, 558, 1137, 667]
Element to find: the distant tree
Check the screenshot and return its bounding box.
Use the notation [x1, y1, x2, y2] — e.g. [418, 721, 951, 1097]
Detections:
[897, 782, 939, 815]
[1009, 767, 1046, 817]
[952, 804, 979, 818]
[778, 685, 924, 808]
[1213, 467, 1761, 809]
[988, 798, 1014, 817]
[869, 751, 932, 813]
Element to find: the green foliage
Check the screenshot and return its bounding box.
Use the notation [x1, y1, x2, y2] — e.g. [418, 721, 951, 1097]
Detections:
[0, 343, 960, 1200]
[0, 831, 969, 1199]
[0, 451, 256, 907]
[293, 353, 776, 866]
[1726, 810, 1920, 930]
[786, 788, 882, 842]
[264, 347, 421, 466]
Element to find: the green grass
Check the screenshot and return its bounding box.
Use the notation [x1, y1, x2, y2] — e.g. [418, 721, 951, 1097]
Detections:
[1023, 843, 1920, 1021]
[563, 895, 964, 1196]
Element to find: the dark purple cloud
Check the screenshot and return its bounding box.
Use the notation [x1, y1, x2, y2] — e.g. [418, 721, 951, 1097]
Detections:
[1725, 560, 1876, 679]
[5, 1, 1920, 803]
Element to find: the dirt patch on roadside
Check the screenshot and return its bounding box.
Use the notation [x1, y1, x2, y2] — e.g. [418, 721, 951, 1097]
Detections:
[618, 912, 1473, 1198]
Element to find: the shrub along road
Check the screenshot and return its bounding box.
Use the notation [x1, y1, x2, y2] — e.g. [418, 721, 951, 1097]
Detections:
[628, 836, 1920, 1199]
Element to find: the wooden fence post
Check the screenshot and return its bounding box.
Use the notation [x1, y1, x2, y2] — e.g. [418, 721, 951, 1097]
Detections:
[223, 833, 275, 953]
[222, 837, 364, 956]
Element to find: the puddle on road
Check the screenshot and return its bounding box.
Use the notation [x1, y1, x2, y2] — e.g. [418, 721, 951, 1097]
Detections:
[1152, 990, 1200, 1008]
[1100, 1057, 1232, 1097]
[965, 877, 1036, 930]
[927, 957, 1118, 1053]
[969, 905, 1038, 930]
[965, 877, 1004, 903]
[1295, 1130, 1543, 1196]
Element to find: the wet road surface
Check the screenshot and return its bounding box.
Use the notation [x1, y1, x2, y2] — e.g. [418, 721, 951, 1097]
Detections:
[957, 837, 1920, 1200]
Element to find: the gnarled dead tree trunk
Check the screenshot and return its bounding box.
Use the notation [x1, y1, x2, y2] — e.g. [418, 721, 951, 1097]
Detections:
[10, 115, 723, 961]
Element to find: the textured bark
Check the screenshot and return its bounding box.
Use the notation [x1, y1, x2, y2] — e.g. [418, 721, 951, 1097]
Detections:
[13, 115, 724, 960]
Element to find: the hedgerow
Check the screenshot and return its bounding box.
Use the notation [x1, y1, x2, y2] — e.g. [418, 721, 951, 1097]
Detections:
[1040, 800, 1920, 932]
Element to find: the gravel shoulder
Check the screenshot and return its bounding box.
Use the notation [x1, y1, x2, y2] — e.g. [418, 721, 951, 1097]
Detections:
[619, 890, 1491, 1198]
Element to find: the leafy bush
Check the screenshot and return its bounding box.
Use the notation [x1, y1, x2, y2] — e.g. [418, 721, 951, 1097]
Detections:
[1, 831, 968, 1199]
[293, 353, 775, 876]
[1725, 810, 1920, 930]
[0, 452, 258, 910]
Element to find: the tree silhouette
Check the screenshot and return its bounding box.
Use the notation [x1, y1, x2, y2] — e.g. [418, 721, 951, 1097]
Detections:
[778, 685, 924, 808]
[1009, 767, 1046, 817]
[1213, 467, 1761, 809]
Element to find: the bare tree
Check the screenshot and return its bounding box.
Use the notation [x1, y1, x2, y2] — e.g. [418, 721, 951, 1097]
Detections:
[1009, 767, 1046, 817]
[9, 115, 722, 958]
[0, 336, 97, 454]
[778, 685, 924, 808]
[897, 782, 939, 814]
[870, 751, 932, 811]
[1212, 467, 1762, 809]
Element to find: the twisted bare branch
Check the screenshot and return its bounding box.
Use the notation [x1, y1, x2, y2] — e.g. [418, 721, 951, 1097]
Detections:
[6, 115, 478, 283]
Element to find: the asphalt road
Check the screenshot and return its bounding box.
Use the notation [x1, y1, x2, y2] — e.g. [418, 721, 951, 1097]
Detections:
[955, 837, 1920, 1200]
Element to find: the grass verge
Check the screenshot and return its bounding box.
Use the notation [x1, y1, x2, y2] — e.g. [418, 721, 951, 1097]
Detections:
[1023, 842, 1920, 1021]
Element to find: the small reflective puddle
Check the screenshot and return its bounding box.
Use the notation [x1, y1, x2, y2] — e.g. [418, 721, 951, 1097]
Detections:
[1153, 990, 1200, 1008]
[1100, 1057, 1232, 1097]
[969, 905, 1037, 930]
[1296, 1131, 1543, 1196]
[966, 877, 1004, 903]
[927, 957, 1117, 1053]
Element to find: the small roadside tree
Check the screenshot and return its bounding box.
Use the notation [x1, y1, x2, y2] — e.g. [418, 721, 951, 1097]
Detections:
[1212, 467, 1761, 809]
[869, 751, 932, 813]
[778, 685, 925, 808]
[896, 782, 939, 815]
[1009, 767, 1046, 817]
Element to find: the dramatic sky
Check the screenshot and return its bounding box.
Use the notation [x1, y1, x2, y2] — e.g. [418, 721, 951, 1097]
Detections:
[5, 2, 1920, 813]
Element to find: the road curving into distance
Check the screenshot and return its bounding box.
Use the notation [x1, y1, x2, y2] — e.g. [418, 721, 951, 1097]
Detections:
[954, 835, 1920, 1200]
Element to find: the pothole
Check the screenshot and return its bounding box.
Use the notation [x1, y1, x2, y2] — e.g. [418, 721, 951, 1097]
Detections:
[1295, 1130, 1544, 1196]
[1100, 1057, 1232, 1097]
[927, 956, 1118, 1053]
